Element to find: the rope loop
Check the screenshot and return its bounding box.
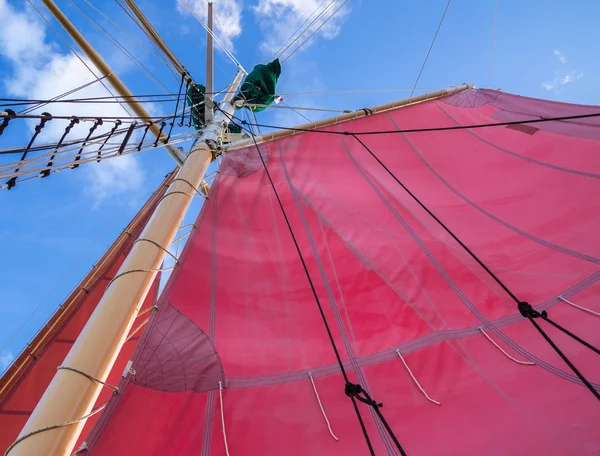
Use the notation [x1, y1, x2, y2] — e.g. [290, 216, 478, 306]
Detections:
[57, 365, 119, 394]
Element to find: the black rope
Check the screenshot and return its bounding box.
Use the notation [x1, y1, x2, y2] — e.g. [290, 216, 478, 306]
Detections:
[136, 122, 153, 151]
[0, 109, 16, 136]
[6, 112, 52, 189]
[165, 74, 185, 144]
[153, 122, 166, 147]
[223, 107, 406, 456]
[97, 120, 122, 162]
[40, 116, 79, 178]
[70, 118, 102, 169]
[350, 133, 600, 401]
[236, 110, 600, 136]
[179, 80, 190, 127]
[519, 303, 600, 400]
[118, 122, 137, 155]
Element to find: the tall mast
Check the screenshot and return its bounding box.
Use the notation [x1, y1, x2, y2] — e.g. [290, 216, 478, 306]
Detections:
[205, 1, 214, 123]
[41, 0, 185, 166]
[10, 2, 244, 453]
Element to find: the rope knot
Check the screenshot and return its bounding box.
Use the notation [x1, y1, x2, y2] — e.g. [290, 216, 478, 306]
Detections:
[344, 382, 382, 408]
[518, 301, 547, 319]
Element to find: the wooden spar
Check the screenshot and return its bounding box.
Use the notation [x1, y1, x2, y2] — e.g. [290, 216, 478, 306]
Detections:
[226, 83, 474, 150]
[10, 69, 245, 455]
[205, 1, 215, 123]
[123, 0, 190, 82]
[0, 170, 177, 404]
[41, 0, 186, 166]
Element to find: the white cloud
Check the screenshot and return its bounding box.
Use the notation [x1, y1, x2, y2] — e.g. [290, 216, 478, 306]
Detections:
[542, 50, 582, 92]
[0, 0, 145, 205]
[542, 70, 583, 92]
[561, 72, 582, 84]
[0, 351, 14, 371]
[553, 49, 567, 64]
[253, 0, 350, 57]
[177, 0, 242, 50]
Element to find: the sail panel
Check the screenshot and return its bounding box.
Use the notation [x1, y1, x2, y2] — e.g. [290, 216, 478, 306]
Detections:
[87, 89, 599, 455]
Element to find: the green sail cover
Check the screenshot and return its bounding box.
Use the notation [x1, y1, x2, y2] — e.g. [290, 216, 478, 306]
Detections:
[186, 84, 206, 130]
[235, 59, 281, 112]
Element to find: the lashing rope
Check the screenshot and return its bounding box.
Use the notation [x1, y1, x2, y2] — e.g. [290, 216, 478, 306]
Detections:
[558, 296, 600, 317]
[218, 381, 231, 456]
[57, 366, 119, 394]
[395, 350, 441, 405]
[477, 327, 535, 366]
[308, 372, 339, 441]
[134, 238, 180, 264]
[4, 366, 118, 455]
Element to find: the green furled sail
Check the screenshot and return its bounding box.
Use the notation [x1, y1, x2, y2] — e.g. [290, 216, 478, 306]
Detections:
[234, 58, 281, 112]
[186, 84, 206, 130]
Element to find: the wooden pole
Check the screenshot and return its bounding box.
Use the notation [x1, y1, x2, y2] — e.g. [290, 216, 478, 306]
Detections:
[41, 0, 185, 166]
[123, 0, 189, 81]
[9, 70, 245, 456]
[205, 1, 214, 123]
[226, 84, 474, 150]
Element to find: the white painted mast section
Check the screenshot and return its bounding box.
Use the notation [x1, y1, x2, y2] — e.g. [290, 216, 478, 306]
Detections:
[9, 52, 244, 454]
[205, 1, 214, 123]
[40, 0, 185, 166]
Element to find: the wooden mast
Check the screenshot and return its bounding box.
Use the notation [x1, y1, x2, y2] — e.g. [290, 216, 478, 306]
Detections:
[9, 1, 244, 454]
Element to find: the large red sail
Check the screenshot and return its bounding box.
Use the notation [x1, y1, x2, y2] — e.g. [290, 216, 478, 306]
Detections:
[85, 89, 599, 455]
[0, 171, 175, 454]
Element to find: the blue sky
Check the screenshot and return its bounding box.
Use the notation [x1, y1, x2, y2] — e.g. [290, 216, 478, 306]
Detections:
[0, 0, 599, 371]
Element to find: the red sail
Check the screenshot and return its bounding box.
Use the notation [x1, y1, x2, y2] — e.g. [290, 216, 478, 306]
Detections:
[0, 171, 175, 454]
[87, 89, 599, 455]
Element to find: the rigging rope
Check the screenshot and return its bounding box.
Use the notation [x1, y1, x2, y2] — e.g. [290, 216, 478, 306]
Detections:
[68, 0, 172, 93]
[178, 0, 247, 74]
[18, 75, 109, 115]
[488, 0, 499, 88]
[281, 0, 349, 64]
[275, 0, 337, 60]
[272, 0, 329, 59]
[79, 0, 180, 83]
[25, 0, 135, 117]
[409, 0, 452, 101]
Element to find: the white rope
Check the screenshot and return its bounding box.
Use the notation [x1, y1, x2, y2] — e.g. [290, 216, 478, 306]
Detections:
[409, 0, 452, 101]
[243, 103, 349, 114]
[395, 349, 441, 405]
[277, 87, 447, 96]
[559, 296, 600, 317]
[477, 328, 535, 365]
[281, 0, 349, 64]
[218, 381, 231, 456]
[275, 0, 337, 60]
[307, 372, 339, 441]
[272, 0, 330, 60]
